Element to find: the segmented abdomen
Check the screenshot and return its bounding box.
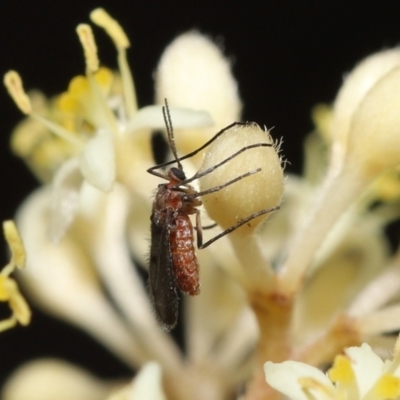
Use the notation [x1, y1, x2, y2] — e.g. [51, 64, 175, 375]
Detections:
[170, 215, 200, 295]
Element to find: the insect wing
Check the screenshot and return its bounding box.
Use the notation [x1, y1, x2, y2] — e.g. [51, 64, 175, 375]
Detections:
[149, 210, 179, 330]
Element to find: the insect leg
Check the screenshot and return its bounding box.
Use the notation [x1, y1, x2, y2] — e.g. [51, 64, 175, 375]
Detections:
[195, 209, 203, 248]
[180, 142, 271, 187]
[199, 206, 280, 249]
[185, 168, 261, 200]
[195, 213, 218, 246]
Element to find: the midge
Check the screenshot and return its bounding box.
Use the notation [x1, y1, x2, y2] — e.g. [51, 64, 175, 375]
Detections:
[147, 100, 279, 331]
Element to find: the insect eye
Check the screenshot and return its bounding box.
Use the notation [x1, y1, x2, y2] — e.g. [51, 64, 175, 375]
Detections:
[170, 167, 186, 181]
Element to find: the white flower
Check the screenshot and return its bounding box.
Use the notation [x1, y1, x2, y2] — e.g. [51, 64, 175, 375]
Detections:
[265, 341, 400, 400]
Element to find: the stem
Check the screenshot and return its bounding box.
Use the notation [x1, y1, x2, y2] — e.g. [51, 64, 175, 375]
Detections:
[229, 231, 276, 293]
[245, 290, 293, 400]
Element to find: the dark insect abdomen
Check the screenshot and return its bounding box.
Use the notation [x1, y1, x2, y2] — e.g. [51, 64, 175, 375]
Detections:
[170, 215, 200, 295]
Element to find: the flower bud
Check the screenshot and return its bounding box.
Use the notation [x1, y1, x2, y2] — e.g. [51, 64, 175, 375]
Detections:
[345, 66, 400, 178]
[155, 31, 242, 164]
[331, 48, 400, 151]
[198, 123, 283, 234]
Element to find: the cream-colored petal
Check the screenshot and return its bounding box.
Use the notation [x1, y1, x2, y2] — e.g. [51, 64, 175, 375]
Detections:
[130, 362, 166, 400]
[16, 187, 147, 368]
[79, 128, 115, 192]
[294, 215, 387, 344]
[345, 343, 384, 398]
[49, 157, 83, 243]
[105, 363, 166, 400]
[212, 307, 258, 374]
[348, 261, 400, 318]
[264, 360, 334, 400]
[2, 359, 117, 400]
[185, 252, 250, 363]
[126, 105, 213, 132]
[259, 176, 314, 263]
[356, 304, 400, 336]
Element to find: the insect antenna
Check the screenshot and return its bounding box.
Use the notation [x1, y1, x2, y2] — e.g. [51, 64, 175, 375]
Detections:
[162, 99, 183, 170]
[147, 120, 251, 175]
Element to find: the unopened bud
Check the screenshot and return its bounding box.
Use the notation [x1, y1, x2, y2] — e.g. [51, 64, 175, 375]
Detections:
[199, 123, 283, 234]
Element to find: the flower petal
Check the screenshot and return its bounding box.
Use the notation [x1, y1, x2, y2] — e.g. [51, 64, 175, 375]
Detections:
[79, 128, 115, 191]
[345, 343, 384, 397]
[16, 187, 147, 368]
[126, 105, 213, 132]
[264, 360, 334, 400]
[49, 157, 83, 243]
[130, 362, 166, 400]
[2, 359, 116, 400]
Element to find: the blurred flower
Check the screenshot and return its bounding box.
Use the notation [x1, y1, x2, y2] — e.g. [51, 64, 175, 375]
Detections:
[265, 339, 400, 400]
[4, 7, 400, 400]
[0, 220, 30, 332]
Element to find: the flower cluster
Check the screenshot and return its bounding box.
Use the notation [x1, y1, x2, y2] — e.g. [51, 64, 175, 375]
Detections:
[4, 7, 400, 400]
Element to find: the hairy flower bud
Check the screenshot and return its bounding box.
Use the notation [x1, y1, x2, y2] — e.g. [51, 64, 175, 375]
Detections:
[198, 123, 283, 234]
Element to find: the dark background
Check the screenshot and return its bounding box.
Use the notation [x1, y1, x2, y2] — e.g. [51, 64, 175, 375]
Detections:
[1, 0, 400, 388]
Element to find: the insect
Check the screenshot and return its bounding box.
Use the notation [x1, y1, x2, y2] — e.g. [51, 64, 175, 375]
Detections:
[147, 100, 279, 331]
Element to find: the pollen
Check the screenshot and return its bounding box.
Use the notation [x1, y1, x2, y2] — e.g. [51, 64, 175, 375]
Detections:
[327, 355, 355, 383]
[374, 374, 400, 399]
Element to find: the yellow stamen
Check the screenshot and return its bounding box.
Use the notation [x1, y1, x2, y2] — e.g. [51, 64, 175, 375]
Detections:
[0, 276, 9, 300]
[76, 24, 99, 73]
[373, 374, 400, 399]
[90, 8, 130, 49]
[0, 221, 31, 331]
[328, 355, 355, 383]
[3, 220, 25, 274]
[90, 8, 137, 115]
[0, 277, 31, 328]
[0, 316, 17, 332]
[4, 71, 32, 114]
[8, 280, 31, 326]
